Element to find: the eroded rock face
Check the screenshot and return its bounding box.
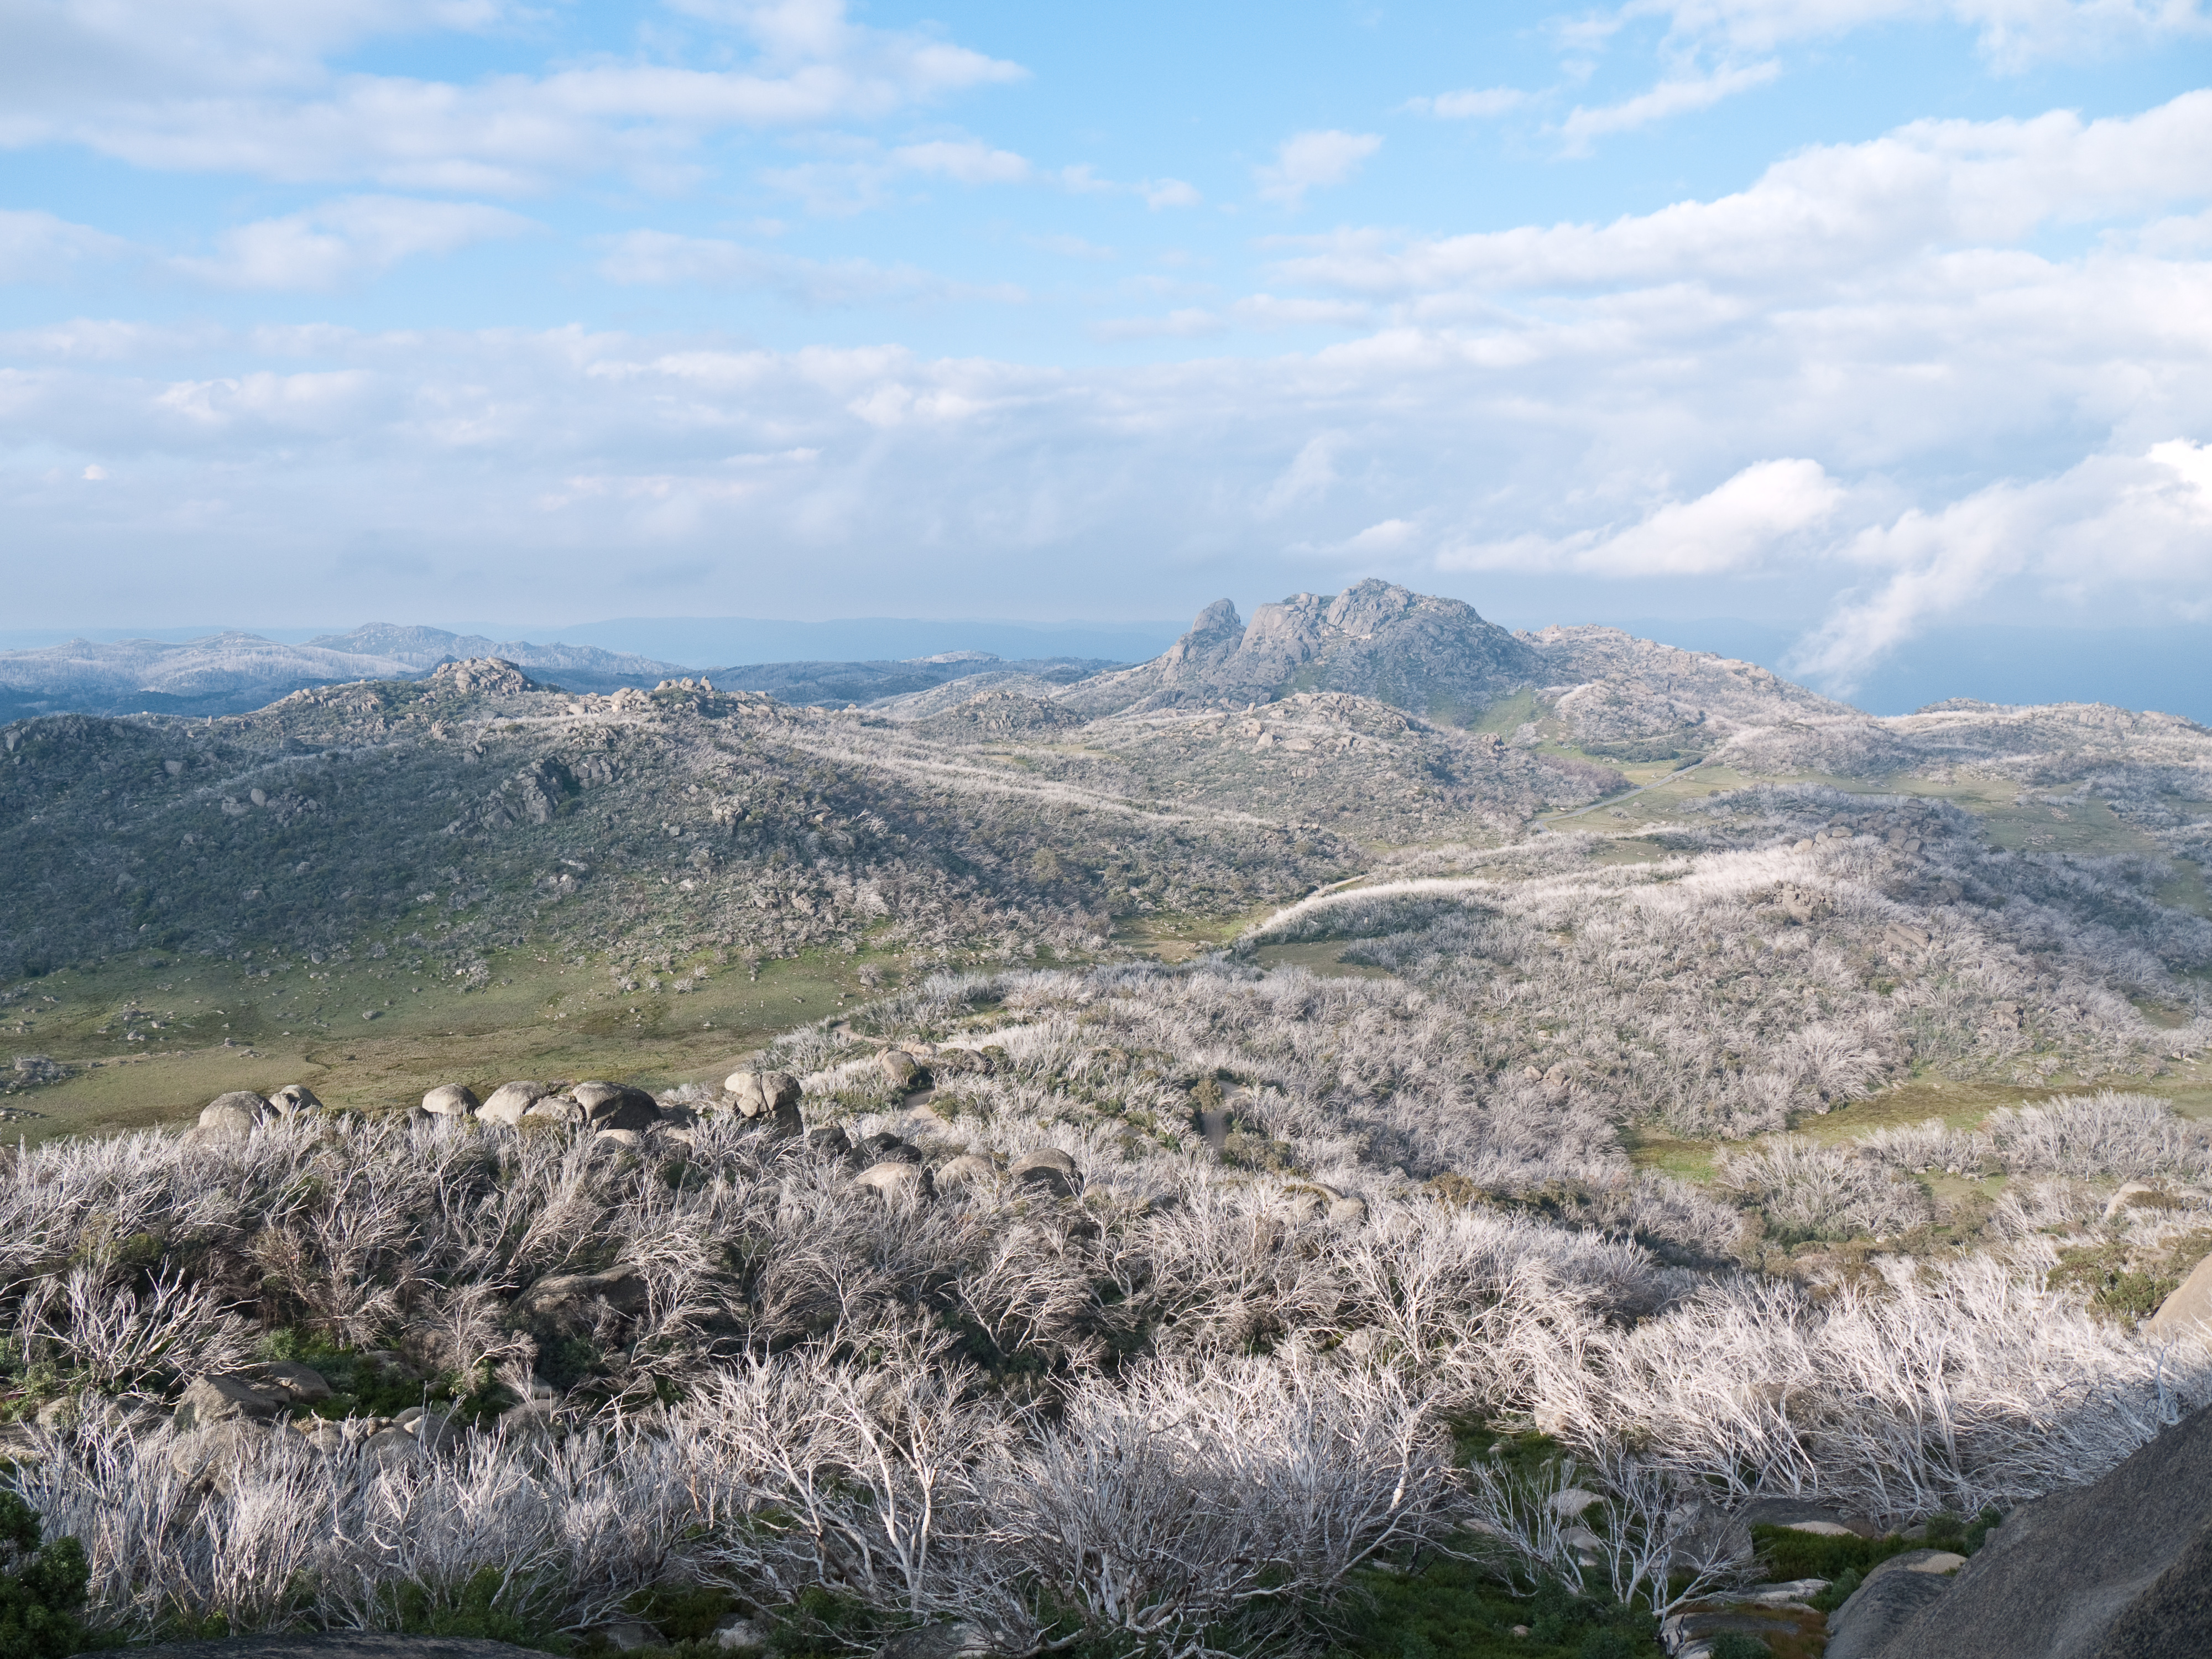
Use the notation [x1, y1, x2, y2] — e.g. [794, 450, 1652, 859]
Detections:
[251, 1361, 333, 1406]
[2148, 1251, 2212, 1344]
[429, 657, 538, 695]
[723, 1070, 803, 1133]
[1070, 580, 1544, 717]
[1846, 1403, 2212, 1658]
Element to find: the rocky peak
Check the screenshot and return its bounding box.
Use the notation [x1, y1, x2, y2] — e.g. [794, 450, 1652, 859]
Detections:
[1062, 580, 1544, 722]
[428, 658, 538, 695]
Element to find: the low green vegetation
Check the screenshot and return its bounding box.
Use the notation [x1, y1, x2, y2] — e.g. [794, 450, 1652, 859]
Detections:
[0, 1494, 90, 1659]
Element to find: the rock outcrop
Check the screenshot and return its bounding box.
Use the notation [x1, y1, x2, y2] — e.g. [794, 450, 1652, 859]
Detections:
[1845, 1404, 2212, 1658]
[1065, 581, 1543, 721]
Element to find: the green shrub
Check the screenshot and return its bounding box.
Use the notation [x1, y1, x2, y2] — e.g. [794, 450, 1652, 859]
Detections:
[1811, 1567, 1862, 1614]
[1747, 1524, 1913, 1583]
[0, 1491, 89, 1659]
[1707, 1636, 1770, 1659]
[1338, 1555, 1663, 1659]
[388, 1563, 568, 1652]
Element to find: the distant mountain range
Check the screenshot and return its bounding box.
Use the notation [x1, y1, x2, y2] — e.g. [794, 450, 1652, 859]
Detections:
[0, 623, 1146, 720]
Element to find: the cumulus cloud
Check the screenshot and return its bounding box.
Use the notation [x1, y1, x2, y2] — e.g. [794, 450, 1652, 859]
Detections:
[1255, 131, 1383, 209]
[171, 196, 534, 289]
[1792, 441, 2212, 686]
[1, 0, 1026, 192]
[1443, 459, 1843, 574]
[1269, 90, 2212, 294]
[1, 309, 2208, 634]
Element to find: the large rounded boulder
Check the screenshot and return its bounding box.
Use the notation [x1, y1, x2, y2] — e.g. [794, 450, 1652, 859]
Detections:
[479, 1081, 558, 1127]
[198, 1092, 272, 1136]
[419, 1083, 479, 1119]
[1009, 1147, 1078, 1199]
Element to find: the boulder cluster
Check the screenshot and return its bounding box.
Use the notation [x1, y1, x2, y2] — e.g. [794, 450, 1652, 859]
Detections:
[192, 1067, 806, 1150]
[184, 1041, 1098, 1213]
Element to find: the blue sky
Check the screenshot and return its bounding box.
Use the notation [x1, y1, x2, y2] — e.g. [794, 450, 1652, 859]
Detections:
[4, 0, 2212, 693]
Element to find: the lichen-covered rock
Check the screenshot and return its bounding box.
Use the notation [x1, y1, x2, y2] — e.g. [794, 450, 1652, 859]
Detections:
[420, 1083, 479, 1118]
[268, 1083, 322, 1118]
[935, 1154, 997, 1193]
[517, 1266, 650, 1322]
[571, 1081, 658, 1132]
[479, 1081, 557, 1126]
[175, 1373, 285, 1430]
[853, 1161, 933, 1201]
[723, 1070, 802, 1118]
[199, 1091, 272, 1135]
[1009, 1148, 1077, 1197]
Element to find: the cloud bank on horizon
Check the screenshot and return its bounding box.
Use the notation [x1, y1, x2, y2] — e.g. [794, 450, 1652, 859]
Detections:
[3, 0, 2211, 693]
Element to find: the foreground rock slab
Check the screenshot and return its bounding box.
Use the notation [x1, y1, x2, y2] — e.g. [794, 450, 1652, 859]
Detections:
[1849, 1402, 2212, 1658]
[128, 1637, 552, 1659]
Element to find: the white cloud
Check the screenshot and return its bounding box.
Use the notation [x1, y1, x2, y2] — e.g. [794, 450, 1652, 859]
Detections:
[1405, 86, 1529, 119]
[1140, 178, 1203, 209]
[1087, 294, 1373, 340]
[1608, 0, 2212, 69]
[1255, 130, 1383, 209]
[890, 138, 1032, 184]
[1791, 440, 2212, 686]
[1, 0, 1026, 192]
[598, 231, 1022, 305]
[0, 209, 134, 281]
[1259, 434, 1348, 517]
[1230, 294, 1375, 328]
[2, 310, 2208, 637]
[171, 196, 533, 289]
[1270, 90, 2212, 294]
[1443, 458, 1843, 573]
[1557, 60, 1781, 149]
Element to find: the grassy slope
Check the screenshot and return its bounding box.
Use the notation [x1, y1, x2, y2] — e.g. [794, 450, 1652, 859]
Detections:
[2, 948, 884, 1143]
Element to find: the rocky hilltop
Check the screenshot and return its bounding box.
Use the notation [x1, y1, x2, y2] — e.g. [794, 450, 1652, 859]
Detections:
[1067, 580, 1542, 718]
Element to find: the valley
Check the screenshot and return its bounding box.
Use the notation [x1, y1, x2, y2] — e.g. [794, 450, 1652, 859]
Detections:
[4, 580, 2211, 1659]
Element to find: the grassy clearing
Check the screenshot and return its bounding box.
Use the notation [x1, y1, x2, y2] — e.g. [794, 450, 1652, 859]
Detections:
[1624, 1078, 2212, 1182]
[1112, 905, 1277, 964]
[1, 950, 883, 1142]
[1248, 941, 1397, 980]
